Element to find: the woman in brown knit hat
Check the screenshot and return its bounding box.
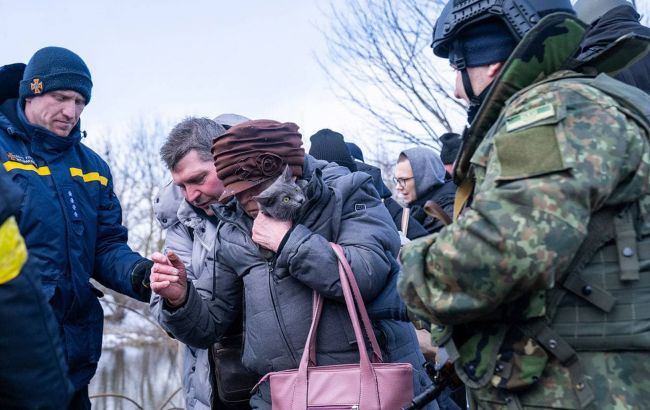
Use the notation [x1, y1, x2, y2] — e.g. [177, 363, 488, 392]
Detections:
[151, 119, 436, 409]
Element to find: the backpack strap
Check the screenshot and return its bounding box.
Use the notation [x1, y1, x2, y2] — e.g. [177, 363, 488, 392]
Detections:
[453, 178, 474, 220]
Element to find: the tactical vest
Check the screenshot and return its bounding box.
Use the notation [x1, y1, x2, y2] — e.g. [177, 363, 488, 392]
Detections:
[502, 72, 650, 409]
[539, 73, 650, 351]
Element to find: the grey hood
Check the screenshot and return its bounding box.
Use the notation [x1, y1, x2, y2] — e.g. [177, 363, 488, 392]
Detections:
[400, 147, 445, 199]
[154, 178, 184, 229]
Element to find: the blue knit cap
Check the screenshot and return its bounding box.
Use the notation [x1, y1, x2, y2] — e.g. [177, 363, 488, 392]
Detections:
[449, 19, 517, 68]
[19, 47, 92, 104]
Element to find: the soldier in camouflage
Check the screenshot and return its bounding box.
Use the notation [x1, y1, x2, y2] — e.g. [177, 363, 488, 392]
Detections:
[398, 0, 650, 409]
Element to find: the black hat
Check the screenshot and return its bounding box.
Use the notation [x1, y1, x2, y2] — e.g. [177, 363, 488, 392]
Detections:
[309, 129, 357, 172]
[439, 132, 462, 165]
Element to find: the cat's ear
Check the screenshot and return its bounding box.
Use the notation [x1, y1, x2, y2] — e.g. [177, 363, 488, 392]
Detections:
[253, 192, 273, 207]
[282, 165, 293, 181]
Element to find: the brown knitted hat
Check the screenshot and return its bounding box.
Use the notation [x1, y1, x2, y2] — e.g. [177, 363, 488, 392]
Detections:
[212, 119, 305, 202]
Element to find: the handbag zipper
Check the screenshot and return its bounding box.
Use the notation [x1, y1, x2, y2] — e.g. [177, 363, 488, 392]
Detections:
[307, 406, 359, 410]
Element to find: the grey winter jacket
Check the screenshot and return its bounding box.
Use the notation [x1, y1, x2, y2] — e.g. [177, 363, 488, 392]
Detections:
[151, 179, 216, 410]
[159, 156, 436, 409]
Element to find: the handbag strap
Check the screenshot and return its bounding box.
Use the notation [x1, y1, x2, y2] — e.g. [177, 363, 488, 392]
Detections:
[329, 243, 383, 363]
[301, 244, 384, 367]
[293, 243, 383, 409]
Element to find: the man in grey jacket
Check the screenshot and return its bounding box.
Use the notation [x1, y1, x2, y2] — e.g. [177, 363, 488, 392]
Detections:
[150, 119, 437, 409]
[151, 115, 249, 410]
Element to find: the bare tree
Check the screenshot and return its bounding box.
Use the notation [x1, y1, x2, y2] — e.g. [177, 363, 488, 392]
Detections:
[97, 119, 169, 257]
[320, 0, 465, 149]
[90, 119, 170, 324]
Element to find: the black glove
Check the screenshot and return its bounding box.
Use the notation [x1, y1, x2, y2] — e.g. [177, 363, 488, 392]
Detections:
[130, 259, 153, 302]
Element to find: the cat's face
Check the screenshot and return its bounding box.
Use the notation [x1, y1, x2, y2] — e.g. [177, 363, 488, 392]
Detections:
[253, 166, 305, 221]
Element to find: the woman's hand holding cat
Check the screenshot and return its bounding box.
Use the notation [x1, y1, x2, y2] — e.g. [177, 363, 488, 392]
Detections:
[252, 212, 292, 252]
[150, 249, 188, 306]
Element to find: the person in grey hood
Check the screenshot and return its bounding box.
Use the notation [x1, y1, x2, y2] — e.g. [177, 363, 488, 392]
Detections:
[395, 147, 456, 234]
[149, 119, 438, 409]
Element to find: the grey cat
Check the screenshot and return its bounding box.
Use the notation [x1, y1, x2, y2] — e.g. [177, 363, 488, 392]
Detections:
[253, 165, 306, 221]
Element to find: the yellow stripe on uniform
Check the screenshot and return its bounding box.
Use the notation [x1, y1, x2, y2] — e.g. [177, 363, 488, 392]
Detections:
[3, 160, 51, 175]
[0, 216, 27, 285]
[69, 168, 108, 186]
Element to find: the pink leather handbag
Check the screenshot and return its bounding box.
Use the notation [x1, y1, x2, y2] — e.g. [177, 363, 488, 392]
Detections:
[257, 243, 414, 409]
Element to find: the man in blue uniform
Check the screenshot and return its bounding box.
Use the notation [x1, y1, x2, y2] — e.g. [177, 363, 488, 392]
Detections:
[0, 47, 152, 409]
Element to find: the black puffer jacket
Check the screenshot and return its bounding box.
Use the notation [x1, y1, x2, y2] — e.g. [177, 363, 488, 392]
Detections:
[578, 5, 650, 95]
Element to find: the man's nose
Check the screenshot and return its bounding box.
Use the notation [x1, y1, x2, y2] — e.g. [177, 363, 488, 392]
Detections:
[61, 101, 76, 119]
[186, 187, 201, 203]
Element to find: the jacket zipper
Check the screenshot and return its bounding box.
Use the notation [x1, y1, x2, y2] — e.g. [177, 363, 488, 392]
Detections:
[268, 260, 297, 364]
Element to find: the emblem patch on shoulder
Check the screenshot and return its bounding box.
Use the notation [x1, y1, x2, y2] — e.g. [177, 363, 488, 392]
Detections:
[506, 103, 555, 132]
[30, 78, 43, 94]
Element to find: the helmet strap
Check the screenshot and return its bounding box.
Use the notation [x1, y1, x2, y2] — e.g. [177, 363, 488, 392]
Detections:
[461, 69, 482, 106]
[452, 39, 482, 107]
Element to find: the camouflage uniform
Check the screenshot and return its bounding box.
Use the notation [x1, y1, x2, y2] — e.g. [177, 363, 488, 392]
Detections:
[399, 14, 650, 410]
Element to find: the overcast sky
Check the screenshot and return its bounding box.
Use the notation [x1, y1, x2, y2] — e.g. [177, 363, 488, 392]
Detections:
[1, 0, 381, 151]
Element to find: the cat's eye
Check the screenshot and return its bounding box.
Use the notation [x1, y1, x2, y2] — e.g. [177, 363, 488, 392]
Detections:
[282, 197, 290, 203]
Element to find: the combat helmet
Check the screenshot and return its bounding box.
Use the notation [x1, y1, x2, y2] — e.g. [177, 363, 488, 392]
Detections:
[432, 0, 574, 115]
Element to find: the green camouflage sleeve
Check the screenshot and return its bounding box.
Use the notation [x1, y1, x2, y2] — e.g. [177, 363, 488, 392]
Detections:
[399, 80, 650, 326]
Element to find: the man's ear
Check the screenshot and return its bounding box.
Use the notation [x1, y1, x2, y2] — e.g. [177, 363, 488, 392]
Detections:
[487, 62, 504, 80]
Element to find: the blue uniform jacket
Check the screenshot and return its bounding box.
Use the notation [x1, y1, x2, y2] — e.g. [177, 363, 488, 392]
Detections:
[0, 98, 146, 389]
[0, 167, 74, 408]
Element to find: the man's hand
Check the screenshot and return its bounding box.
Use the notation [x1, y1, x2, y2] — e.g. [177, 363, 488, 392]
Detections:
[416, 328, 438, 363]
[251, 212, 292, 253]
[150, 249, 188, 307]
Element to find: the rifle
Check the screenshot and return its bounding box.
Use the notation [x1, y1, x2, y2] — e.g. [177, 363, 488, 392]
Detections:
[402, 361, 461, 410]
